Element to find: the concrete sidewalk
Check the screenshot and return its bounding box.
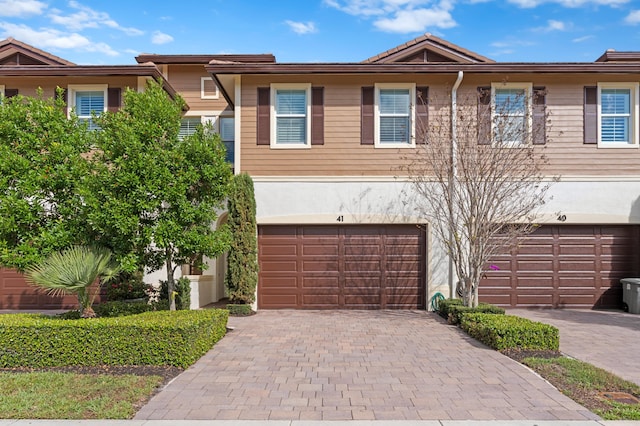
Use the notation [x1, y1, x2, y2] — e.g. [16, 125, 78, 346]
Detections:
[135, 310, 596, 421]
[1, 419, 640, 425]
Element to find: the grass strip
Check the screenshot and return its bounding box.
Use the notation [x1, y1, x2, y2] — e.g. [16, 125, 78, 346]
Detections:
[523, 356, 640, 420]
[0, 371, 162, 419]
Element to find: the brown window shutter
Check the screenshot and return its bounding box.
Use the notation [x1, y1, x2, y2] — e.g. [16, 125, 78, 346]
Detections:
[416, 86, 429, 145]
[532, 86, 546, 145]
[257, 87, 270, 145]
[361, 86, 374, 145]
[584, 86, 597, 145]
[107, 87, 121, 112]
[4, 88, 18, 98]
[477, 86, 491, 145]
[311, 86, 324, 146]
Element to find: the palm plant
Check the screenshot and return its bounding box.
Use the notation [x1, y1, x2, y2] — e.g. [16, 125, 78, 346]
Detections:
[25, 246, 121, 318]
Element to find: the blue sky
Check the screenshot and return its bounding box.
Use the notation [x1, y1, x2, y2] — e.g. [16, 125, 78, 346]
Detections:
[1, 0, 638, 65]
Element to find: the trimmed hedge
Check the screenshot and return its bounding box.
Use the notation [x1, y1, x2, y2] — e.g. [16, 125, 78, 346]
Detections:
[460, 313, 559, 351]
[0, 309, 229, 368]
[447, 303, 505, 325]
[437, 298, 463, 319]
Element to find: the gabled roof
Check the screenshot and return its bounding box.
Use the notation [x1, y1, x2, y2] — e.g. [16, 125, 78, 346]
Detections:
[135, 53, 276, 65]
[595, 49, 640, 63]
[362, 33, 494, 64]
[0, 38, 75, 66]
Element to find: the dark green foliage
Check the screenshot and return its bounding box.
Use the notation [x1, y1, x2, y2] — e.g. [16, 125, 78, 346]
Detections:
[93, 301, 159, 317]
[436, 298, 463, 319]
[226, 304, 253, 316]
[0, 309, 229, 368]
[0, 89, 92, 270]
[160, 277, 191, 310]
[460, 313, 559, 351]
[84, 80, 232, 309]
[105, 272, 147, 301]
[446, 303, 505, 325]
[226, 173, 258, 304]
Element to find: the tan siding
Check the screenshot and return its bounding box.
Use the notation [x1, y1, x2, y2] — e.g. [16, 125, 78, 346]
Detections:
[166, 65, 231, 113]
[241, 75, 453, 176]
[240, 73, 640, 178]
[0, 76, 140, 98]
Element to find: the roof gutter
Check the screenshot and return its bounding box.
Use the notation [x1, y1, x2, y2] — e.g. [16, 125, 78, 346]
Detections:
[449, 71, 464, 300]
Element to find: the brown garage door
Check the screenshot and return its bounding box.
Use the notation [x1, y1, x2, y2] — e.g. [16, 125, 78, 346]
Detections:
[0, 268, 79, 310]
[480, 225, 640, 309]
[258, 224, 426, 309]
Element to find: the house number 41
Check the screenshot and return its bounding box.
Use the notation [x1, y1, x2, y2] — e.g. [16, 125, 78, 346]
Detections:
[336, 215, 344, 222]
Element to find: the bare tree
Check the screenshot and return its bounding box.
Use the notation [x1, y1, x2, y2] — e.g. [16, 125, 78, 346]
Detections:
[403, 84, 556, 307]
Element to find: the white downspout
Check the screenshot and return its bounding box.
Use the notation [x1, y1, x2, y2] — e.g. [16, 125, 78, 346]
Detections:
[448, 71, 464, 299]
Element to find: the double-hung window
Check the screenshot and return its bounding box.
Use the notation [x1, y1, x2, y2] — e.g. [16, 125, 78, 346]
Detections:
[492, 83, 532, 146]
[179, 116, 202, 140]
[271, 83, 311, 148]
[375, 83, 415, 147]
[69, 85, 107, 131]
[219, 116, 235, 165]
[598, 83, 639, 147]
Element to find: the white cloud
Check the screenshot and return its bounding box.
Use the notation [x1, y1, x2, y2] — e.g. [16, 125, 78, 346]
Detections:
[324, 0, 456, 33]
[285, 20, 318, 34]
[49, 1, 143, 36]
[0, 0, 46, 17]
[572, 35, 594, 42]
[0, 22, 119, 56]
[625, 10, 640, 25]
[374, 7, 456, 32]
[507, 0, 628, 7]
[151, 31, 173, 45]
[546, 19, 566, 30]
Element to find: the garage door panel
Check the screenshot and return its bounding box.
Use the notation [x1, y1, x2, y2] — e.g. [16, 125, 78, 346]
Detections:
[516, 260, 554, 271]
[258, 225, 426, 309]
[303, 244, 338, 256]
[261, 276, 298, 289]
[480, 225, 640, 309]
[302, 276, 339, 289]
[344, 245, 380, 256]
[558, 277, 596, 288]
[515, 244, 553, 255]
[261, 261, 298, 272]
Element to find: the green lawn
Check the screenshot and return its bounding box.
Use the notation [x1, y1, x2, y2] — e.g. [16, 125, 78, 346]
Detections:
[0, 371, 163, 419]
[524, 356, 640, 420]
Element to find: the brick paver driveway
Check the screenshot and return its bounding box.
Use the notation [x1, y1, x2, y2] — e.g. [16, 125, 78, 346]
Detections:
[135, 310, 597, 421]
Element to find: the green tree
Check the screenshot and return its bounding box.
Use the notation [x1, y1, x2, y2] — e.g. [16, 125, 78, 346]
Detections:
[84, 80, 233, 310]
[226, 173, 258, 305]
[25, 245, 121, 318]
[0, 90, 92, 271]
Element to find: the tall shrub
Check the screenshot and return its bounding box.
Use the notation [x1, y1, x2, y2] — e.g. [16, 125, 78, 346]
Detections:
[226, 173, 258, 304]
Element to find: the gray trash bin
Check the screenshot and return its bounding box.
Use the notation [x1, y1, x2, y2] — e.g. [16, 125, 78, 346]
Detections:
[621, 278, 640, 314]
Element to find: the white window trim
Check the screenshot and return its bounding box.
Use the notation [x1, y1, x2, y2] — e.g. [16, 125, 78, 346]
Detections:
[67, 84, 108, 120]
[374, 83, 416, 148]
[270, 83, 311, 149]
[597, 82, 639, 149]
[201, 77, 219, 100]
[491, 82, 532, 147]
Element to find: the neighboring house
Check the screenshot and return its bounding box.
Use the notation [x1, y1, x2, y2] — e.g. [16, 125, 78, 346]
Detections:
[2, 34, 640, 310]
[206, 33, 640, 310]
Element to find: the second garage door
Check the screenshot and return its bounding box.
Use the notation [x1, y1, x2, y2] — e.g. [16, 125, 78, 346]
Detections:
[479, 225, 640, 309]
[0, 267, 80, 310]
[258, 224, 426, 309]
